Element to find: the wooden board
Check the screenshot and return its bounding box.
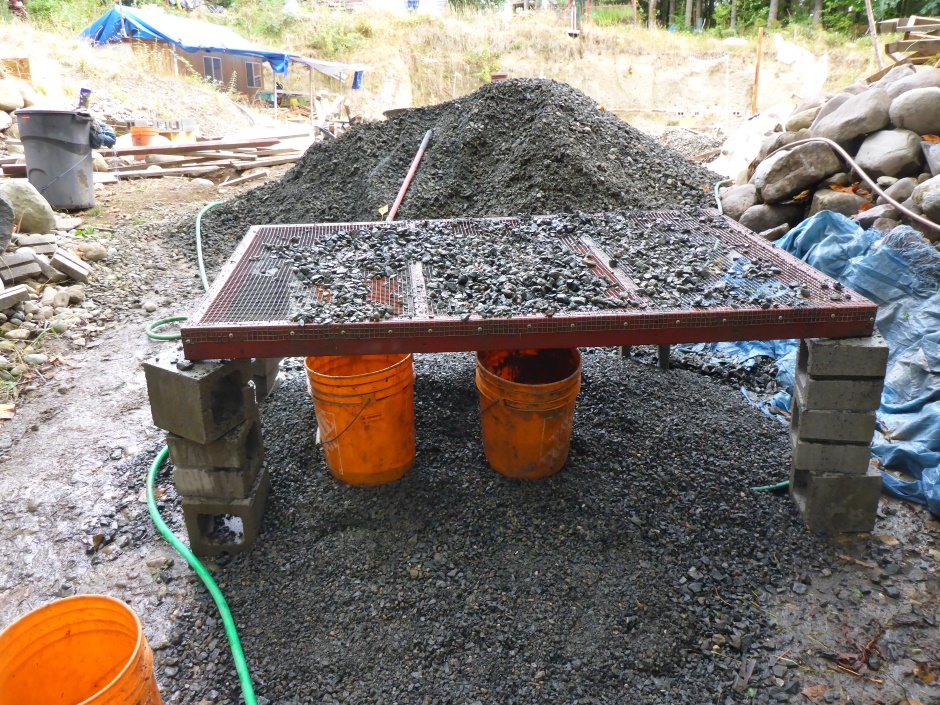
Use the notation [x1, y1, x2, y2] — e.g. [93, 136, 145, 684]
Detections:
[885, 39, 940, 53]
[110, 137, 281, 157]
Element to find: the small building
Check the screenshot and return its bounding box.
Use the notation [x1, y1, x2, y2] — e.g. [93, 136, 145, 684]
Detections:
[79, 5, 358, 99]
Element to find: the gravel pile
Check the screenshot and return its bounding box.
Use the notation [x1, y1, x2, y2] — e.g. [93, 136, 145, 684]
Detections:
[656, 127, 724, 161]
[200, 79, 719, 259]
[153, 350, 823, 705]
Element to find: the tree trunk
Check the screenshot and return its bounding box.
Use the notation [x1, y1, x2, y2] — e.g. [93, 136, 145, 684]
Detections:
[684, 0, 692, 27]
[863, 0, 884, 70]
[668, 0, 675, 25]
[813, 0, 822, 26]
[694, 0, 701, 29]
[649, 0, 657, 27]
[768, 0, 778, 23]
[730, 0, 737, 29]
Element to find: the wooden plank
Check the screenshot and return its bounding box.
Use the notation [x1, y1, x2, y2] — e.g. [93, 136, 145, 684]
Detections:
[885, 38, 940, 52]
[110, 137, 281, 157]
[94, 172, 118, 184]
[231, 154, 304, 171]
[1, 164, 25, 177]
[220, 169, 270, 188]
[113, 165, 223, 179]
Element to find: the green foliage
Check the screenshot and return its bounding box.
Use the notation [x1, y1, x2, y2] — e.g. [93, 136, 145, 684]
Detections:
[449, 0, 504, 11]
[822, 0, 856, 33]
[590, 6, 637, 25]
[466, 47, 500, 82]
[25, 0, 109, 31]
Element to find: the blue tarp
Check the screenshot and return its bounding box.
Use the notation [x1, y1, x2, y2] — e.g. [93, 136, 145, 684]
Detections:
[679, 212, 940, 515]
[79, 5, 291, 74]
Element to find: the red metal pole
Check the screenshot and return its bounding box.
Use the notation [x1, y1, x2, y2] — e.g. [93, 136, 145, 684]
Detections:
[387, 129, 432, 222]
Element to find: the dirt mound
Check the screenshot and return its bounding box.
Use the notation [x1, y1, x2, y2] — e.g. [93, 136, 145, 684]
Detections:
[204, 79, 719, 243]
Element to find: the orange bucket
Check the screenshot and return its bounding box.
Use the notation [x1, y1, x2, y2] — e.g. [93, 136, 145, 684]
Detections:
[130, 126, 158, 147]
[476, 348, 582, 480]
[0, 595, 162, 705]
[305, 354, 416, 486]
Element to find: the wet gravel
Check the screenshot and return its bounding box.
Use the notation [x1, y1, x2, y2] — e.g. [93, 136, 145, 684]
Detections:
[197, 79, 719, 267]
[151, 348, 829, 705]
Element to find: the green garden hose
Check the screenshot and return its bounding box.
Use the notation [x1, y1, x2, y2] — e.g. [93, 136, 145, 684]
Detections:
[147, 447, 257, 705]
[144, 199, 257, 705]
[751, 480, 790, 492]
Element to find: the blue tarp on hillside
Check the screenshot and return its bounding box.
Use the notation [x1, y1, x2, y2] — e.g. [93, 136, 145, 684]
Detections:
[679, 212, 940, 516]
[79, 5, 291, 74]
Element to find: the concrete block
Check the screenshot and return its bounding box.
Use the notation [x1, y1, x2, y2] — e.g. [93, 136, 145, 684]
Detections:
[12, 234, 57, 254]
[790, 428, 873, 473]
[173, 455, 264, 499]
[798, 333, 889, 379]
[50, 249, 91, 283]
[790, 398, 877, 445]
[182, 466, 270, 557]
[795, 368, 884, 412]
[251, 357, 283, 401]
[143, 349, 254, 444]
[167, 413, 263, 469]
[0, 284, 30, 310]
[789, 463, 882, 534]
[0, 251, 42, 284]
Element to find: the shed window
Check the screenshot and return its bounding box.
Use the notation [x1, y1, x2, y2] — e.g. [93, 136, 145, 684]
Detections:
[203, 56, 223, 83]
[246, 62, 262, 88]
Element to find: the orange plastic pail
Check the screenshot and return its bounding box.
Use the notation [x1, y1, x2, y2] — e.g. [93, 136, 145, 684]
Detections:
[475, 348, 582, 480]
[0, 595, 162, 705]
[130, 126, 158, 146]
[305, 354, 416, 486]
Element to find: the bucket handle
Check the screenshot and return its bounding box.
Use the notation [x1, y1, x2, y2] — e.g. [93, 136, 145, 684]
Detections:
[320, 395, 373, 447]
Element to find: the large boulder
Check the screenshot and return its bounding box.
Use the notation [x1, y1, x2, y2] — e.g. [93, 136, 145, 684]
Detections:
[793, 92, 832, 115]
[889, 87, 940, 136]
[922, 141, 940, 176]
[0, 192, 13, 251]
[854, 129, 924, 178]
[912, 174, 940, 222]
[786, 107, 820, 132]
[810, 93, 850, 129]
[885, 66, 940, 100]
[812, 87, 891, 144]
[0, 181, 56, 234]
[739, 204, 805, 232]
[878, 176, 917, 205]
[757, 130, 800, 161]
[853, 204, 901, 229]
[0, 111, 11, 132]
[809, 190, 866, 217]
[719, 184, 759, 221]
[750, 142, 841, 203]
[842, 83, 870, 96]
[0, 80, 24, 113]
[876, 63, 916, 92]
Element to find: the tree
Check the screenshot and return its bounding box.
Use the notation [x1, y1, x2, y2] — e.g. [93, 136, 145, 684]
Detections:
[731, 0, 737, 29]
[813, 0, 822, 26]
[684, 0, 692, 26]
[649, 0, 658, 26]
[768, 0, 779, 22]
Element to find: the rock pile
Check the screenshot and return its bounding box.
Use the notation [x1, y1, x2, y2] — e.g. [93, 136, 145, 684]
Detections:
[721, 64, 940, 243]
[202, 79, 719, 249]
[0, 75, 35, 154]
[0, 204, 108, 383]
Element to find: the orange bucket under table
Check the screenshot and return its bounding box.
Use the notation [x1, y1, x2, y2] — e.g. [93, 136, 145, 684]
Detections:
[305, 354, 416, 486]
[475, 348, 582, 480]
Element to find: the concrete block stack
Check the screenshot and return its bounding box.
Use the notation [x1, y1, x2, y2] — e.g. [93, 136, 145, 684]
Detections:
[143, 350, 269, 557]
[251, 357, 283, 401]
[789, 332, 889, 534]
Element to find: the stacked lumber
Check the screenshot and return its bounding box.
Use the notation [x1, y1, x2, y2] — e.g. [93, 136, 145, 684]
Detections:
[878, 15, 940, 65]
[1, 135, 309, 182]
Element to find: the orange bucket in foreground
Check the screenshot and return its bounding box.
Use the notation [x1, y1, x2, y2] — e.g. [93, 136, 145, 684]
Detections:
[476, 348, 582, 480]
[0, 594, 162, 705]
[130, 125, 158, 146]
[305, 354, 416, 486]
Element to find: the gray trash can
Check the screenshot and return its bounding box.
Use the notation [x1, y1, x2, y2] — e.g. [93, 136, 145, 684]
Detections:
[15, 109, 94, 211]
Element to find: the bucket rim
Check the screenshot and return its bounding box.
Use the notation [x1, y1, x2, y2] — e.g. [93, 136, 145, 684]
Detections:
[14, 108, 93, 120]
[476, 349, 582, 390]
[305, 353, 412, 382]
[0, 594, 145, 704]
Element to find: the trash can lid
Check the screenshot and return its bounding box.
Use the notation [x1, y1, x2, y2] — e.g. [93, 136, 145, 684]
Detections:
[14, 109, 93, 121]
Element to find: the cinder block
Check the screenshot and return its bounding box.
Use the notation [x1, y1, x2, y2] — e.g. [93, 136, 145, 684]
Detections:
[50, 249, 91, 283]
[0, 284, 30, 310]
[790, 428, 872, 473]
[251, 357, 283, 401]
[798, 333, 889, 379]
[12, 234, 57, 254]
[795, 368, 884, 412]
[167, 413, 263, 469]
[789, 463, 882, 534]
[790, 399, 877, 445]
[182, 466, 270, 557]
[173, 455, 264, 499]
[143, 349, 254, 444]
